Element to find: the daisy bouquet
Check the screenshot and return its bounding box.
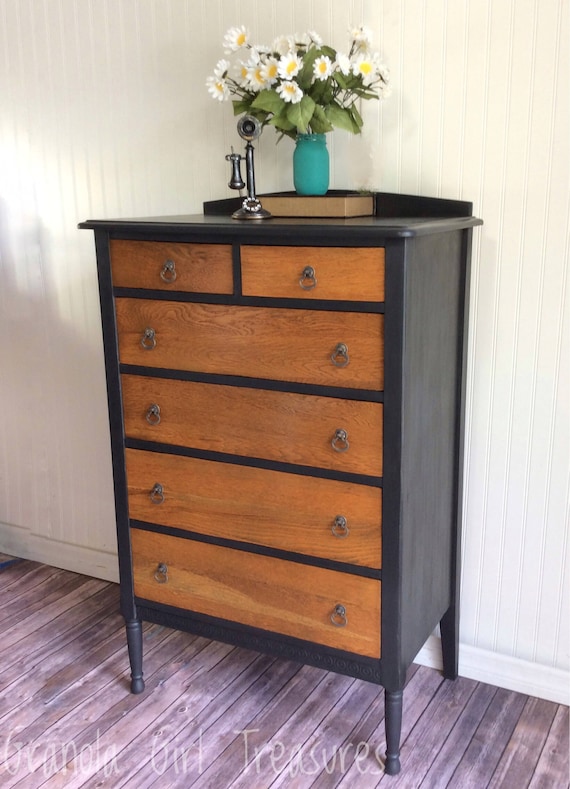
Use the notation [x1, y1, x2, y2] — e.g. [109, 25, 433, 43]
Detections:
[207, 26, 390, 139]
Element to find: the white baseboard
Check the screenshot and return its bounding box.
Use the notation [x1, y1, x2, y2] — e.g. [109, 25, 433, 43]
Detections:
[415, 635, 570, 705]
[0, 521, 119, 583]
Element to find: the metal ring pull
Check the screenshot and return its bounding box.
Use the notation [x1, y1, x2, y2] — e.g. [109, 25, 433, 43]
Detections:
[145, 404, 161, 425]
[299, 265, 317, 290]
[160, 259, 177, 282]
[140, 327, 156, 350]
[149, 482, 164, 504]
[331, 343, 350, 367]
[331, 428, 350, 453]
[154, 563, 168, 583]
[332, 515, 350, 538]
[330, 604, 348, 627]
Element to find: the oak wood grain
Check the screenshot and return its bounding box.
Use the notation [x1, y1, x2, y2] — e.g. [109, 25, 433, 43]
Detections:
[115, 299, 384, 390]
[110, 239, 234, 293]
[125, 448, 382, 568]
[131, 529, 381, 658]
[241, 245, 385, 301]
[121, 375, 383, 477]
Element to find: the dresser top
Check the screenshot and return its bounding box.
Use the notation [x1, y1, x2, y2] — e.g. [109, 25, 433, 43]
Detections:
[79, 192, 482, 242]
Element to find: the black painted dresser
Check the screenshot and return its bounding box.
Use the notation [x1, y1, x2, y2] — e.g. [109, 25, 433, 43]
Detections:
[80, 192, 482, 775]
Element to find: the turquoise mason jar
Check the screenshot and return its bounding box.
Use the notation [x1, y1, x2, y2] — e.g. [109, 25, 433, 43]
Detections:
[293, 133, 329, 195]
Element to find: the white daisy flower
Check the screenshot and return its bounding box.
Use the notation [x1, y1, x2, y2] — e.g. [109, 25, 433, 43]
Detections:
[223, 25, 249, 53]
[272, 35, 295, 55]
[349, 25, 373, 51]
[278, 52, 303, 80]
[378, 64, 391, 84]
[260, 57, 279, 85]
[307, 30, 323, 47]
[206, 75, 229, 101]
[236, 61, 250, 88]
[294, 32, 311, 48]
[246, 64, 267, 91]
[335, 53, 351, 76]
[313, 55, 333, 81]
[213, 59, 230, 79]
[276, 80, 304, 104]
[352, 53, 378, 86]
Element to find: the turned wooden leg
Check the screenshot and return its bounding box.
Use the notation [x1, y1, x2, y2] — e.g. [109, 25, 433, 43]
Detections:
[125, 618, 145, 694]
[440, 603, 459, 680]
[384, 689, 403, 775]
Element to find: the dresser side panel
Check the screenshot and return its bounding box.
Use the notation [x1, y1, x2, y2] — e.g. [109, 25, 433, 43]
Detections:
[399, 230, 466, 666]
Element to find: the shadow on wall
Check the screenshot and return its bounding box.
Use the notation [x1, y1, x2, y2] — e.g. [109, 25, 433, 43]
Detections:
[0, 197, 117, 558]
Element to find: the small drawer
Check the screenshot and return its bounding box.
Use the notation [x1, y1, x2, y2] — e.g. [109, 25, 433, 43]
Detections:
[131, 529, 381, 658]
[109, 240, 233, 294]
[241, 245, 385, 301]
[126, 448, 382, 568]
[122, 375, 383, 477]
[115, 299, 384, 391]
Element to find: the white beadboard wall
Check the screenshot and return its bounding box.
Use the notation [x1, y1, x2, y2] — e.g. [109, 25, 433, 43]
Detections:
[0, 0, 567, 703]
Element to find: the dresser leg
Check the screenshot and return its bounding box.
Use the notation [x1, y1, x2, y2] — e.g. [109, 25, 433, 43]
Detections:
[125, 618, 145, 694]
[384, 689, 403, 775]
[440, 604, 459, 680]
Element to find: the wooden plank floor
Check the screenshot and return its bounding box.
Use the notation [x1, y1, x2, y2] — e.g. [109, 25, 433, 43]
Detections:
[0, 559, 567, 788]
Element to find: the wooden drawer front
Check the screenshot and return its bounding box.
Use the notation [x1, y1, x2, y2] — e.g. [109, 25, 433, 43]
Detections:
[109, 240, 233, 294]
[131, 529, 381, 658]
[241, 246, 385, 301]
[116, 299, 384, 391]
[126, 448, 382, 568]
[122, 375, 383, 477]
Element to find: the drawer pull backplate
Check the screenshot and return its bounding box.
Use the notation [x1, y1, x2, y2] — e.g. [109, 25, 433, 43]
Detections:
[331, 342, 350, 367]
[299, 265, 317, 290]
[140, 327, 157, 350]
[331, 428, 350, 453]
[149, 482, 165, 504]
[331, 515, 350, 538]
[160, 259, 177, 283]
[154, 563, 168, 583]
[330, 604, 348, 627]
[146, 404, 161, 426]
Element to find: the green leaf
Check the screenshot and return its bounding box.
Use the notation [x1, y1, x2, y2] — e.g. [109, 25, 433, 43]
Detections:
[268, 111, 296, 131]
[297, 48, 320, 90]
[351, 104, 364, 129]
[251, 89, 286, 115]
[232, 99, 252, 116]
[309, 104, 334, 134]
[308, 78, 333, 105]
[286, 95, 316, 133]
[325, 103, 360, 134]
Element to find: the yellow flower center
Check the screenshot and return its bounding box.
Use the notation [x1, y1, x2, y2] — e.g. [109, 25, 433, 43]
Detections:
[237, 32, 247, 47]
[318, 62, 327, 74]
[359, 61, 373, 75]
[286, 60, 297, 75]
[267, 63, 278, 79]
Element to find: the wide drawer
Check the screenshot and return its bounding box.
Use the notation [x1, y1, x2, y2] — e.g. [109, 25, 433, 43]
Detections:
[241, 246, 385, 301]
[126, 448, 382, 568]
[121, 375, 383, 477]
[115, 299, 384, 390]
[131, 529, 381, 658]
[109, 240, 233, 294]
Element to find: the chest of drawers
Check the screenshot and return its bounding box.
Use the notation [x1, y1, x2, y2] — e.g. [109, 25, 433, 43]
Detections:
[81, 192, 481, 775]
